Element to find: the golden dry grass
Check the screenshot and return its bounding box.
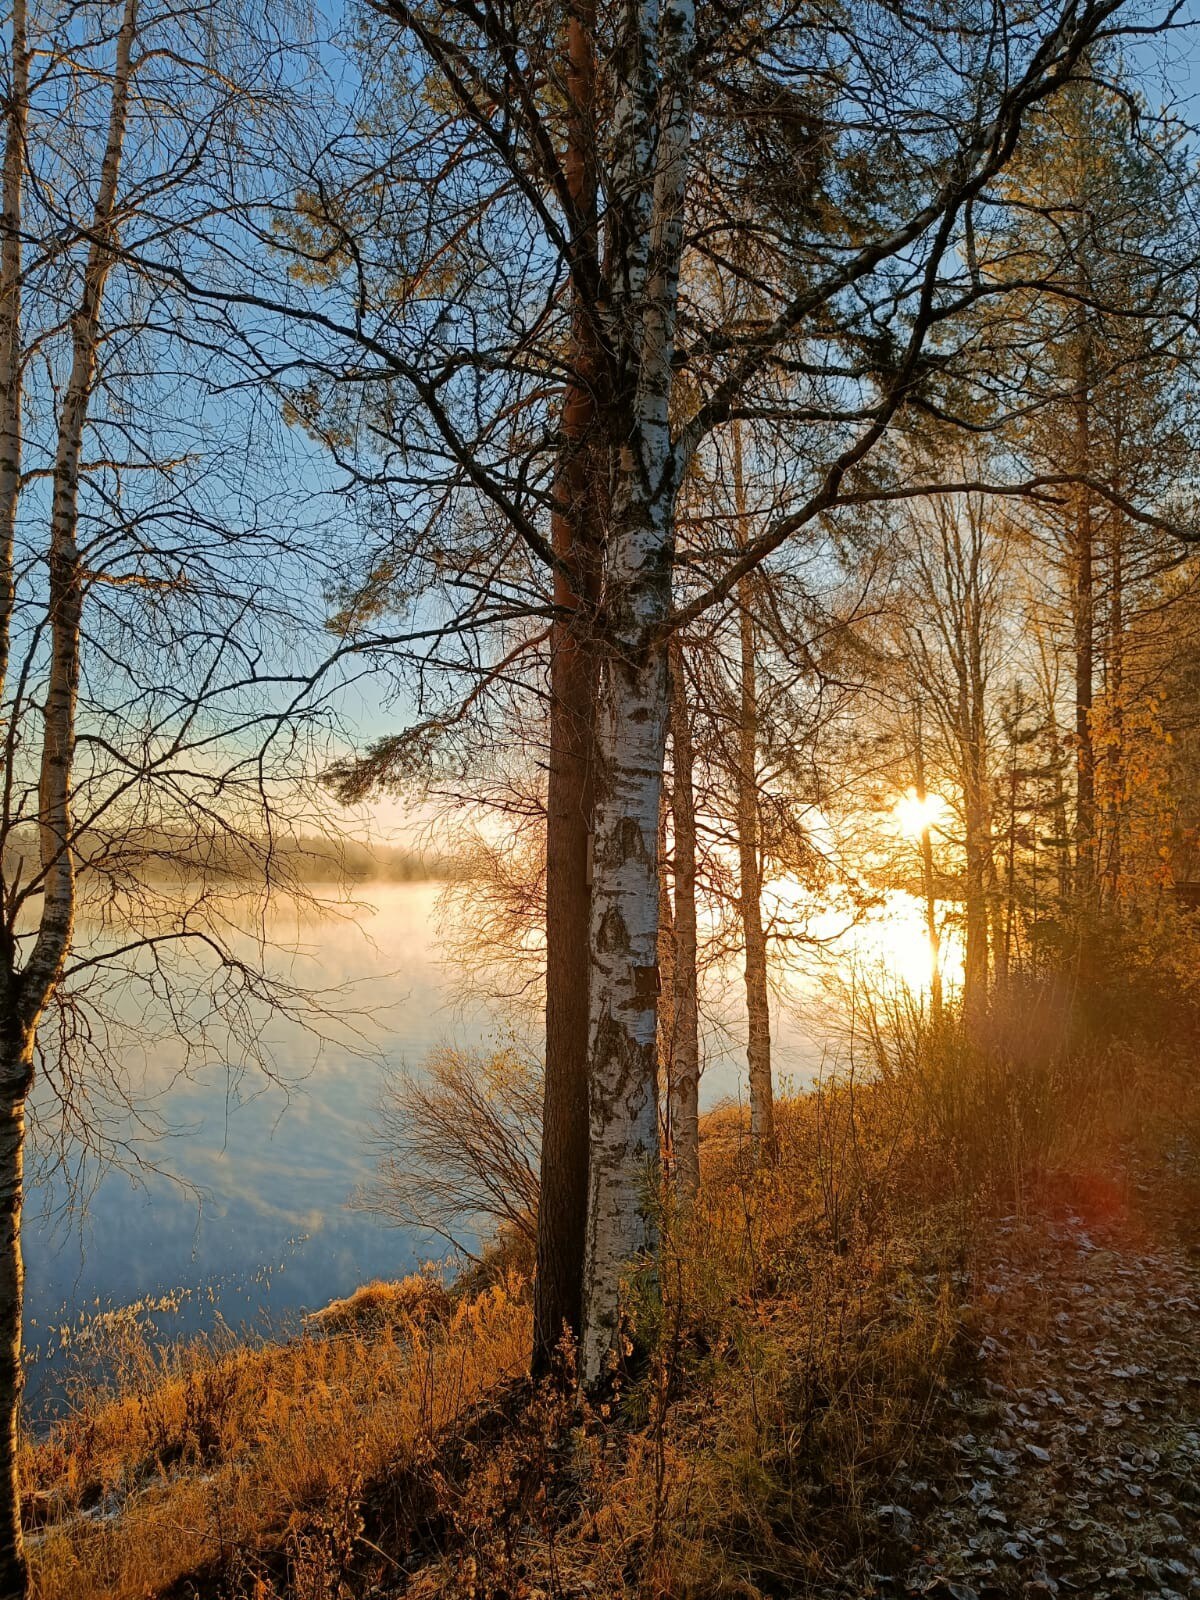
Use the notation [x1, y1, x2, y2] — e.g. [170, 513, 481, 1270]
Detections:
[303, 1273, 452, 1336]
[24, 1273, 529, 1600]
[22, 995, 1199, 1600]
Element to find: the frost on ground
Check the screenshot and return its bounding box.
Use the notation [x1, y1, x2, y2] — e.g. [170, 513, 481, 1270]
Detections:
[883, 1198, 1200, 1600]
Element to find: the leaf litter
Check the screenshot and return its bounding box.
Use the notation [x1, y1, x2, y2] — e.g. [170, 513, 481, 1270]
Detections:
[874, 1206, 1200, 1600]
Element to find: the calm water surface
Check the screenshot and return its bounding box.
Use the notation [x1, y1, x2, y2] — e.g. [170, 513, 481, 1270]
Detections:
[24, 882, 828, 1403]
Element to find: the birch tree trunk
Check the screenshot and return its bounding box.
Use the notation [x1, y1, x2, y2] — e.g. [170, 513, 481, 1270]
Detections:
[733, 428, 774, 1162]
[580, 552, 671, 1387]
[667, 638, 699, 1196]
[532, 0, 603, 1377]
[0, 7, 136, 1584]
[579, 0, 693, 1388]
[0, 0, 26, 706]
[0, 23, 29, 1583]
[0, 1043, 29, 1600]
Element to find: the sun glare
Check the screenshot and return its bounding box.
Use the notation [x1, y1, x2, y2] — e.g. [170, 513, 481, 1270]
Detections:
[892, 787, 948, 840]
[863, 901, 941, 992]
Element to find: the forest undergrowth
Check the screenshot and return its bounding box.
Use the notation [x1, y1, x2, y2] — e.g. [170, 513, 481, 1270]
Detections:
[21, 981, 1200, 1600]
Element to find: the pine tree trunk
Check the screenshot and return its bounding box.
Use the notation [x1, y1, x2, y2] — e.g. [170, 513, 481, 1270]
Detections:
[532, 0, 601, 1377]
[668, 639, 699, 1195]
[536, 578, 596, 1371]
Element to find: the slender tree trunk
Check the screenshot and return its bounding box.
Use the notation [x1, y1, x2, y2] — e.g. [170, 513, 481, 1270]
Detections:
[667, 638, 699, 1196]
[0, 0, 27, 706]
[966, 579, 993, 1017]
[1032, 623, 1073, 916]
[737, 605, 774, 1159]
[732, 428, 774, 1162]
[0, 13, 136, 1584]
[656, 787, 677, 1115]
[997, 751, 1018, 990]
[1072, 331, 1097, 938]
[532, 0, 602, 1376]
[0, 38, 29, 1577]
[0, 1045, 28, 1600]
[963, 836, 988, 1012]
[1046, 729, 1073, 916]
[962, 765, 990, 1020]
[911, 708, 943, 1019]
[1103, 513, 1125, 905]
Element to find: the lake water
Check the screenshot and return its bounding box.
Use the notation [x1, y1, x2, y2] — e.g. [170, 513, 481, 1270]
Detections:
[23, 881, 838, 1408]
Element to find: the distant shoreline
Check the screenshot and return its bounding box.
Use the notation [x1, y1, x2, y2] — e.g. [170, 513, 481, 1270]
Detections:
[6, 831, 469, 891]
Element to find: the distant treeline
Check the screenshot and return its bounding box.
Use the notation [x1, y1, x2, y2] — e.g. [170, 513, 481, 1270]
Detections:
[277, 835, 467, 884]
[7, 830, 466, 889]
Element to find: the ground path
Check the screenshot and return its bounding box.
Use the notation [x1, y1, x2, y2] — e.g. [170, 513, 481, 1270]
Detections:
[887, 1200, 1200, 1600]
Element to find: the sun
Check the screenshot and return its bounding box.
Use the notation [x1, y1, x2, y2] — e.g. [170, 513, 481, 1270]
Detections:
[892, 787, 949, 840]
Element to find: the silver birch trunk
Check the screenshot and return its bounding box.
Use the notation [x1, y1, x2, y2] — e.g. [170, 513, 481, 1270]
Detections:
[0, 18, 29, 1587]
[0, 0, 27, 707]
[579, 0, 693, 1388]
[0, 8, 136, 1587]
[0, 1038, 30, 1600]
[580, 557, 671, 1387]
[23, 0, 135, 1011]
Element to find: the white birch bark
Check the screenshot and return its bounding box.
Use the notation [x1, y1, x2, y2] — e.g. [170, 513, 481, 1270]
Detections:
[0, 8, 137, 1588]
[0, 16, 30, 1587]
[579, 0, 694, 1388]
[0, 0, 27, 710]
[21, 0, 137, 1019]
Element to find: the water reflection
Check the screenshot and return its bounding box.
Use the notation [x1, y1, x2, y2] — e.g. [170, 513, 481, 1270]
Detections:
[23, 879, 936, 1411]
[25, 883, 496, 1406]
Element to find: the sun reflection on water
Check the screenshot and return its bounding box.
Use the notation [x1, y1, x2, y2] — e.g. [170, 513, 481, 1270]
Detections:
[764, 878, 964, 1003]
